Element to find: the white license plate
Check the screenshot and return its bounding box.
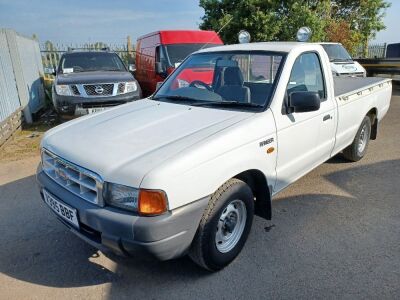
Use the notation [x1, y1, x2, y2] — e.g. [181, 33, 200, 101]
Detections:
[43, 190, 80, 229]
[88, 107, 107, 114]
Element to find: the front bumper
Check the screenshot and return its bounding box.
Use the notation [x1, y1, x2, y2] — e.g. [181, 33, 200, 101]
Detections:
[36, 167, 208, 260]
[52, 90, 142, 116]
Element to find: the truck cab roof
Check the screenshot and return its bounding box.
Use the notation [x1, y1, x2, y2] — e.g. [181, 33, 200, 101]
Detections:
[195, 42, 322, 54]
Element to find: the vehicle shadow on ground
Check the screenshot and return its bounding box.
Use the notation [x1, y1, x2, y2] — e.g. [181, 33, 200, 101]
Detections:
[106, 159, 400, 299]
[0, 175, 114, 287]
[0, 159, 399, 298]
[324, 153, 352, 164]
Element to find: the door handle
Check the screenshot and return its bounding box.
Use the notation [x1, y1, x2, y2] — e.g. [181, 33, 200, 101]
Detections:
[323, 114, 332, 121]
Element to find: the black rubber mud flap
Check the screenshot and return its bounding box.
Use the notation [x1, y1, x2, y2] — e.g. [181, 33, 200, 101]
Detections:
[254, 185, 272, 220]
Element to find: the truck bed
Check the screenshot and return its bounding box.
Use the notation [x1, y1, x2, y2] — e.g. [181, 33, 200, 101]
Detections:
[334, 77, 389, 98]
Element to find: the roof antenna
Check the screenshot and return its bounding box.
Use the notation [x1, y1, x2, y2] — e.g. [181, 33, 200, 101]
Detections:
[200, 15, 234, 50]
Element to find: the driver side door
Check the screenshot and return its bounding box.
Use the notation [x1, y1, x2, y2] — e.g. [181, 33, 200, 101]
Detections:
[273, 52, 336, 193]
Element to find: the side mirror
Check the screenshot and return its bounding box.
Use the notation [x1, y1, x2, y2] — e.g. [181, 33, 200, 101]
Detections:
[128, 64, 136, 72]
[155, 62, 167, 77]
[289, 91, 320, 113]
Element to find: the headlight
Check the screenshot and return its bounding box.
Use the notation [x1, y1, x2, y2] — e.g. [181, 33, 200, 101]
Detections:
[104, 183, 168, 215]
[104, 183, 139, 211]
[124, 81, 137, 93]
[55, 84, 72, 96]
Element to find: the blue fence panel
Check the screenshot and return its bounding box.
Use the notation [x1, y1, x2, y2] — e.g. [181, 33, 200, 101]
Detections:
[0, 30, 21, 123]
[16, 35, 45, 114]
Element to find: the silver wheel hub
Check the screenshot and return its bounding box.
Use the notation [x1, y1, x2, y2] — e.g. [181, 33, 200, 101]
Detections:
[357, 123, 369, 154]
[215, 200, 247, 253]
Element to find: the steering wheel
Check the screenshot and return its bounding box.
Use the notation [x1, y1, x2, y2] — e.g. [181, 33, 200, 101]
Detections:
[189, 80, 212, 91]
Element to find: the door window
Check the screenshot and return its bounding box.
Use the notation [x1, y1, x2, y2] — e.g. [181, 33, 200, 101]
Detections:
[287, 52, 325, 99]
[155, 46, 168, 65]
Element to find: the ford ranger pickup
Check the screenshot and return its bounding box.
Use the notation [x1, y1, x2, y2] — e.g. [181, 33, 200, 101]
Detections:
[37, 42, 392, 271]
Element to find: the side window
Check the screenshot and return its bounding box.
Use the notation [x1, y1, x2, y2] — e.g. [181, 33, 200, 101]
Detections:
[287, 52, 325, 99]
[155, 46, 167, 65]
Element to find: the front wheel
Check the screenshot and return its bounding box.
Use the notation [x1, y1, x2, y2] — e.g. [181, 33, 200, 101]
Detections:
[189, 178, 254, 271]
[343, 116, 372, 162]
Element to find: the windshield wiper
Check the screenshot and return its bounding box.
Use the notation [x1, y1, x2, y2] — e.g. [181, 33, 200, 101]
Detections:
[191, 101, 263, 108]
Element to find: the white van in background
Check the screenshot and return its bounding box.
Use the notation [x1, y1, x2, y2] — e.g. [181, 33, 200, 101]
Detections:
[320, 42, 366, 77]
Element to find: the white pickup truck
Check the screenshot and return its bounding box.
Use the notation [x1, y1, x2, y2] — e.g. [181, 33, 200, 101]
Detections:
[37, 42, 392, 271]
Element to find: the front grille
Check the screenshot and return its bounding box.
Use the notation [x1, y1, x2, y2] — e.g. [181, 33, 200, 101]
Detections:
[84, 84, 114, 96]
[70, 85, 80, 95]
[67, 82, 131, 97]
[41, 150, 102, 205]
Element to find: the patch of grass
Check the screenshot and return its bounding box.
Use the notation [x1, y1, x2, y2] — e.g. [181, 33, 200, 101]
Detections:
[0, 111, 59, 162]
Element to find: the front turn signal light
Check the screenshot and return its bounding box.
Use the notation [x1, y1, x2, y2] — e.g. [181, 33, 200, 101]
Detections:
[138, 189, 168, 216]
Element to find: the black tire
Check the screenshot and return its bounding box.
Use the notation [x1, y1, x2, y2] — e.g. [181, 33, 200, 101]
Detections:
[189, 178, 254, 271]
[343, 116, 372, 162]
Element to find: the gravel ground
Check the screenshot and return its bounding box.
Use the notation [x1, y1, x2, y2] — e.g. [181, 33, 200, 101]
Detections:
[0, 89, 399, 300]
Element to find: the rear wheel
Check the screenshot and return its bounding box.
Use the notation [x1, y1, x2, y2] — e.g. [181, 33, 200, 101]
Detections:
[343, 116, 372, 162]
[189, 178, 254, 271]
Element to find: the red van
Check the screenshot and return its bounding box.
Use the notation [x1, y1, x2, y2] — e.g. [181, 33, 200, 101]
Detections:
[135, 30, 223, 96]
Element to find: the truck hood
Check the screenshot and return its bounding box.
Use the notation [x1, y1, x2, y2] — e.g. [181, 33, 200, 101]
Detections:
[56, 71, 135, 84]
[42, 100, 253, 187]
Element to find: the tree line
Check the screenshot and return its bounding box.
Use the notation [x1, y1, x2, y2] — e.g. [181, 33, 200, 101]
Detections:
[199, 0, 390, 56]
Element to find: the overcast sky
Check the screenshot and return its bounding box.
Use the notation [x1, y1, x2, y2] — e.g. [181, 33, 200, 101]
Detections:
[0, 0, 398, 45]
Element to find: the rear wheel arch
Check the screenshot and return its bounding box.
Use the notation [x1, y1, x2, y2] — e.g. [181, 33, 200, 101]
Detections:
[343, 115, 372, 162]
[367, 107, 378, 140]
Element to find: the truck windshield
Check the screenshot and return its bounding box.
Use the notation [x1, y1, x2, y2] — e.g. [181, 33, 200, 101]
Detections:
[153, 51, 285, 110]
[321, 44, 353, 62]
[165, 44, 220, 66]
[59, 52, 126, 73]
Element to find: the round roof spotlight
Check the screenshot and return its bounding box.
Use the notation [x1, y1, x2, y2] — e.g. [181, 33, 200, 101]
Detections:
[296, 27, 312, 42]
[238, 30, 251, 44]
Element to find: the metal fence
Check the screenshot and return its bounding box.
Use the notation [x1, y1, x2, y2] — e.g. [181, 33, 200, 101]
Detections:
[0, 28, 44, 126]
[0, 30, 20, 124]
[355, 43, 387, 59]
[15, 34, 45, 116]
